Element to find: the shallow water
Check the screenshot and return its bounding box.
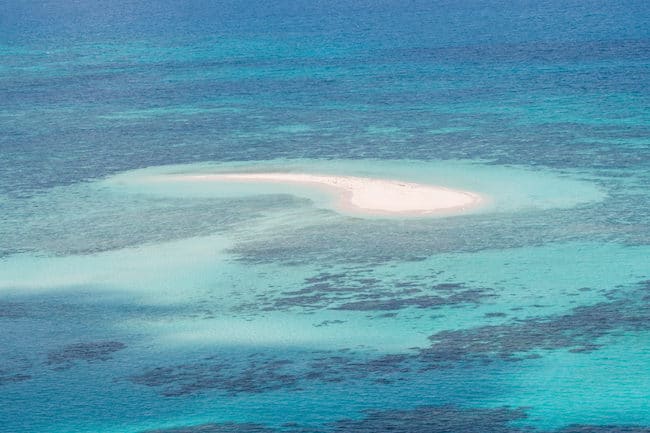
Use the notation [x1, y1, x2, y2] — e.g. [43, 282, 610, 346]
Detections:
[1, 1, 650, 432]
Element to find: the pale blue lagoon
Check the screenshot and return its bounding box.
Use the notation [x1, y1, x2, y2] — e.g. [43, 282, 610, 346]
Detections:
[1, 1, 650, 432]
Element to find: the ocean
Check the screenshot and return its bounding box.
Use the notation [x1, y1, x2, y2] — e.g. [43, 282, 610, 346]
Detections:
[1, 1, 650, 432]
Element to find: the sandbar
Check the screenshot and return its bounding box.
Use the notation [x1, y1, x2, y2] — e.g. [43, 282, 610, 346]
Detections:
[168, 172, 483, 216]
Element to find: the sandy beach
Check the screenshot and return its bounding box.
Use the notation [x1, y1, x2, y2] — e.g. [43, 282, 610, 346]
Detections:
[170, 172, 483, 216]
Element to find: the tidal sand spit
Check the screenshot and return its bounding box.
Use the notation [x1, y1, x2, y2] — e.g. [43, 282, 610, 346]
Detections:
[171, 172, 483, 216]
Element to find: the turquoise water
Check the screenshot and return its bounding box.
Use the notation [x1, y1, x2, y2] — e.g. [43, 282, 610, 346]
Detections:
[1, 1, 650, 432]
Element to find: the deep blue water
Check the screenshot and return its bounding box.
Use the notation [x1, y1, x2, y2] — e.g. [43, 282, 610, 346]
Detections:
[1, 1, 650, 432]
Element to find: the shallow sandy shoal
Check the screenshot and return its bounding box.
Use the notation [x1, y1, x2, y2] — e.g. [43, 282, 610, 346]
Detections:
[168, 172, 482, 216]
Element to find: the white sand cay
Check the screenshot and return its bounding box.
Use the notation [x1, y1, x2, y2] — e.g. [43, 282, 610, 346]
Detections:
[170, 172, 483, 216]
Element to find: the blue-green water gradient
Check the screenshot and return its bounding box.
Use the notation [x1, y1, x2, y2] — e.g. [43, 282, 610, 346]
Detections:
[1, 1, 649, 432]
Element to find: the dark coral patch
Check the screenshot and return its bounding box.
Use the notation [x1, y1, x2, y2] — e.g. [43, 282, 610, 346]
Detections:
[129, 349, 414, 397]
[313, 320, 346, 327]
[330, 405, 527, 433]
[139, 405, 650, 433]
[46, 341, 126, 370]
[484, 312, 508, 318]
[130, 355, 300, 396]
[247, 268, 493, 313]
[420, 294, 650, 367]
[139, 405, 527, 433]
[0, 372, 31, 386]
[334, 289, 491, 311]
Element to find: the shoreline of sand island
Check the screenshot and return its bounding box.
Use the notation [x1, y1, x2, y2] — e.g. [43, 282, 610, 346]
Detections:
[167, 172, 483, 216]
